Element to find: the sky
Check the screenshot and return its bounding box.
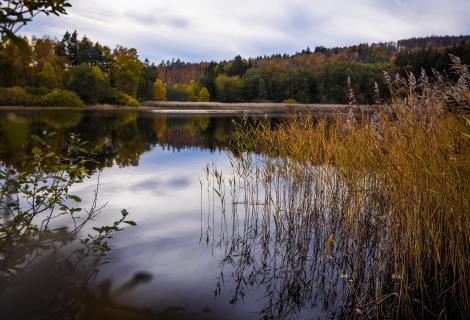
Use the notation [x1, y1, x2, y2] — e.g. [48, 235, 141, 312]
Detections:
[21, 0, 470, 63]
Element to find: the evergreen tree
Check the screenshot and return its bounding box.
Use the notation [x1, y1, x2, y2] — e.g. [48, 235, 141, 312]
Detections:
[258, 77, 267, 100]
[228, 55, 248, 77]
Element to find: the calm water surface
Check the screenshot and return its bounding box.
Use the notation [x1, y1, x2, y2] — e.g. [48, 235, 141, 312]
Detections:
[1, 109, 325, 319]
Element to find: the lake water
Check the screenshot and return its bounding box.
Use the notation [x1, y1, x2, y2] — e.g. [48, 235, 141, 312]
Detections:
[1, 109, 332, 319]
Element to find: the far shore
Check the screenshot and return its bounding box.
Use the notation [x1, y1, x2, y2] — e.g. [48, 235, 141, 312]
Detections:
[0, 101, 381, 114]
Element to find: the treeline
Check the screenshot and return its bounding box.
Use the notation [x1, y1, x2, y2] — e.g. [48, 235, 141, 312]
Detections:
[0, 31, 159, 107]
[156, 35, 470, 104]
[397, 35, 470, 50]
[1, 33, 469, 106]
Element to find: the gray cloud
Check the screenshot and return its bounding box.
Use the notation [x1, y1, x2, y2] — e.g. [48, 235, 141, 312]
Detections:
[20, 0, 470, 63]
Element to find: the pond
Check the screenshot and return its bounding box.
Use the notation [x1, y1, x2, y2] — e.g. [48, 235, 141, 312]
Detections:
[1, 109, 334, 320]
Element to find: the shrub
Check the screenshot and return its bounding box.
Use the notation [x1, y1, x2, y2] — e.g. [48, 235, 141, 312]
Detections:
[167, 86, 193, 102]
[117, 92, 139, 107]
[101, 87, 120, 104]
[0, 87, 33, 105]
[281, 98, 298, 104]
[36, 89, 85, 108]
[99, 88, 140, 107]
[25, 86, 53, 97]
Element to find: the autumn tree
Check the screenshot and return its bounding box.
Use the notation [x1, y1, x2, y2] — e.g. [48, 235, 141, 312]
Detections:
[187, 79, 199, 99]
[198, 87, 210, 102]
[154, 79, 167, 101]
[111, 46, 143, 98]
[34, 62, 59, 89]
[0, 38, 32, 86]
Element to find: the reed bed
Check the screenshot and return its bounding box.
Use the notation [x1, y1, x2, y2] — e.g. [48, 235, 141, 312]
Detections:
[203, 57, 470, 319]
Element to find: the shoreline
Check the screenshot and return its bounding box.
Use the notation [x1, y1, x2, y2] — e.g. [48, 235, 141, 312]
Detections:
[0, 102, 381, 114]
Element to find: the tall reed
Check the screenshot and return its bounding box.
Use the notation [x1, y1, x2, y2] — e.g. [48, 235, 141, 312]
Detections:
[204, 57, 470, 319]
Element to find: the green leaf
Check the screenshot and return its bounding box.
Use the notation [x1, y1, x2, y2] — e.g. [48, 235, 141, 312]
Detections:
[30, 135, 44, 143]
[45, 151, 55, 158]
[69, 195, 82, 202]
[124, 220, 137, 226]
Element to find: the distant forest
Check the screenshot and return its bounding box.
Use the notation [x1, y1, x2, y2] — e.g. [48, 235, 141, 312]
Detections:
[0, 34, 469, 106]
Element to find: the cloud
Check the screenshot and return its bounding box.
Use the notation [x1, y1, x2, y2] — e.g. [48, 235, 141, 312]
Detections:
[20, 0, 470, 63]
[132, 176, 190, 192]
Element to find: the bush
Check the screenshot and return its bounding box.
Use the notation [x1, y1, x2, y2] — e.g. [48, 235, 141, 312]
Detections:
[117, 92, 139, 107]
[0, 87, 33, 105]
[99, 88, 140, 107]
[281, 98, 298, 104]
[36, 89, 85, 108]
[25, 86, 53, 97]
[101, 87, 120, 104]
[167, 86, 193, 102]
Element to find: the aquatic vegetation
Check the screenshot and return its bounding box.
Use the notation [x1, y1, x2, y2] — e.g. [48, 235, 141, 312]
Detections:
[203, 59, 470, 319]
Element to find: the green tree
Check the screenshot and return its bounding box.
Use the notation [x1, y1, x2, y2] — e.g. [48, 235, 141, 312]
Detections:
[215, 75, 244, 102]
[111, 46, 143, 98]
[138, 59, 157, 101]
[65, 64, 108, 104]
[228, 55, 248, 77]
[199, 62, 218, 98]
[75, 36, 104, 66]
[258, 77, 267, 100]
[198, 87, 210, 102]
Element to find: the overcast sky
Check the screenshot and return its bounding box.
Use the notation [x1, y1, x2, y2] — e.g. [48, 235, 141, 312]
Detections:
[21, 0, 470, 63]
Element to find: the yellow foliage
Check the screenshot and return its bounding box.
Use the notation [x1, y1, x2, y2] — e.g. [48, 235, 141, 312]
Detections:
[153, 79, 167, 101]
[198, 87, 210, 102]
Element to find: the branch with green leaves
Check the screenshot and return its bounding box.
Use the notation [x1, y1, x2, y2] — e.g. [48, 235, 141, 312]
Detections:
[0, 0, 71, 52]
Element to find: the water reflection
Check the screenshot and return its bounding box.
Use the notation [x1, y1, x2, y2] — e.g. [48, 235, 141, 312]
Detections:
[0, 109, 336, 319]
[0, 110, 237, 168]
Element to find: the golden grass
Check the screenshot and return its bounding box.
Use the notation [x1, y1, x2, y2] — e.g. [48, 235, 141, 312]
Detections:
[207, 61, 470, 318]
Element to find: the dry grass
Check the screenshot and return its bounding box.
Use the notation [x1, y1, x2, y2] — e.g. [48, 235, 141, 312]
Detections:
[204, 57, 470, 319]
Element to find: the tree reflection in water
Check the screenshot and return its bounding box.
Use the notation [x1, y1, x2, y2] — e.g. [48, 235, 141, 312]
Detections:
[0, 122, 150, 319]
[0, 110, 236, 169]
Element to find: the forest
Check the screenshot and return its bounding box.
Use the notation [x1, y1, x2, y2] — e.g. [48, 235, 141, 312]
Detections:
[0, 32, 469, 106]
